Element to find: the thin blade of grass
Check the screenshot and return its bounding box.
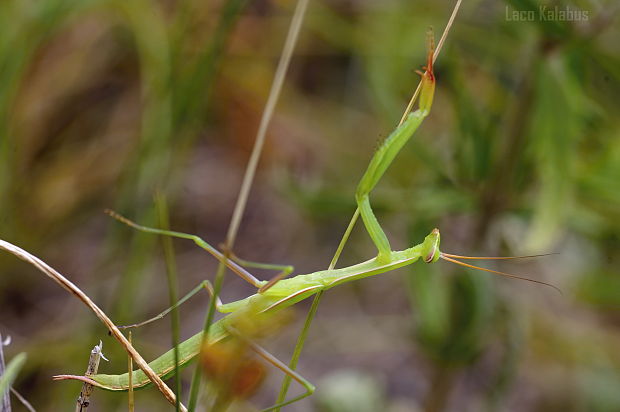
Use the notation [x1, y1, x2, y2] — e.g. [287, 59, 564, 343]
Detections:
[9, 388, 35, 412]
[0, 333, 10, 412]
[128, 332, 134, 412]
[187, 0, 311, 409]
[155, 192, 182, 412]
[0, 353, 26, 403]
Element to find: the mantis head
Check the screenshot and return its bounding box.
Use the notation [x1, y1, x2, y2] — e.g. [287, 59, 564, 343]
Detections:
[422, 228, 441, 263]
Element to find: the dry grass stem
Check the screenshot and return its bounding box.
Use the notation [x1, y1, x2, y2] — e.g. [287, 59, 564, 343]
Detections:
[0, 239, 186, 412]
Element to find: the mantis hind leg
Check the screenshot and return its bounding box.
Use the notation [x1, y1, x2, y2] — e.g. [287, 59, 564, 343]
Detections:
[252, 340, 315, 412]
[219, 326, 315, 412]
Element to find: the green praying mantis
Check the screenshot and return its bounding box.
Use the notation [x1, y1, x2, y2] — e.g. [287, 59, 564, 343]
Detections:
[54, 33, 559, 411]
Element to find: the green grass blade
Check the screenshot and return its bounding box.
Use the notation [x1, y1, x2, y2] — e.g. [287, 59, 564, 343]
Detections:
[156, 193, 182, 412]
[274, 291, 323, 411]
[0, 353, 27, 399]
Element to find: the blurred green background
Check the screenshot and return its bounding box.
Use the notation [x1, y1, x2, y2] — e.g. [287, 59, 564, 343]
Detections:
[0, 0, 619, 411]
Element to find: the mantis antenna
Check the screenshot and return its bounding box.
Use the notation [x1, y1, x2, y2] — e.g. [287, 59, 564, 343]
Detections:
[439, 252, 562, 295]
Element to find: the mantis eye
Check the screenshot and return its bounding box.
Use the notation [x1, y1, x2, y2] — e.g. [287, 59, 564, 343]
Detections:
[423, 228, 441, 263]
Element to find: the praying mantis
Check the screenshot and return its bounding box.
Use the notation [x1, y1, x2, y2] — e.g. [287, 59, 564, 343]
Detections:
[54, 31, 559, 411]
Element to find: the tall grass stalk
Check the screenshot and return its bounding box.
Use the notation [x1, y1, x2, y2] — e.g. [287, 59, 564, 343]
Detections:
[186, 0, 311, 409]
[155, 193, 182, 412]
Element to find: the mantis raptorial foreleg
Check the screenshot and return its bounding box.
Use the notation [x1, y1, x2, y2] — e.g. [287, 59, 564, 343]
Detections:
[354, 34, 436, 264]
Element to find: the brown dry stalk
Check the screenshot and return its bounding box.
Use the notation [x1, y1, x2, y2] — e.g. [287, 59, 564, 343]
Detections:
[0, 239, 187, 412]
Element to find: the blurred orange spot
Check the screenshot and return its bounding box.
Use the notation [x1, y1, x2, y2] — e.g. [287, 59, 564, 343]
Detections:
[200, 340, 267, 400]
